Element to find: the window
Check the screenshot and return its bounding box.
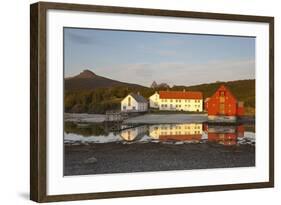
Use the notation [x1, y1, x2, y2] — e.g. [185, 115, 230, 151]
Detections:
[132, 106, 136, 110]
[123, 106, 126, 110]
[219, 103, 225, 114]
[128, 97, 131, 106]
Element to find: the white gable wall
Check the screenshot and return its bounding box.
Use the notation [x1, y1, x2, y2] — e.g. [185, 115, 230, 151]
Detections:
[149, 92, 160, 108]
[121, 95, 148, 112]
[121, 95, 139, 112]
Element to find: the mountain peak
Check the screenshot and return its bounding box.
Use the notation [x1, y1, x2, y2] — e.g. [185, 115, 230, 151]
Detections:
[151, 81, 158, 88]
[65, 69, 146, 91]
[150, 81, 170, 89]
[75, 69, 97, 78]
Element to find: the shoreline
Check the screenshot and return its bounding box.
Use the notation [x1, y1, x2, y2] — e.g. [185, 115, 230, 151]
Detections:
[123, 113, 207, 124]
[65, 112, 255, 125]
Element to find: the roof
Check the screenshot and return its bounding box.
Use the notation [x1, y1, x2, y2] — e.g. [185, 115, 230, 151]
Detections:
[159, 91, 203, 99]
[129, 93, 148, 103]
[214, 85, 237, 101]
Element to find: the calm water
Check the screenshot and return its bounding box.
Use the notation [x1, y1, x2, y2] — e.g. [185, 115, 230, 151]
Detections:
[64, 122, 255, 146]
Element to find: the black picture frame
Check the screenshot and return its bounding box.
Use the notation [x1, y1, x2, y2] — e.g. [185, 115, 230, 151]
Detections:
[30, 1, 274, 202]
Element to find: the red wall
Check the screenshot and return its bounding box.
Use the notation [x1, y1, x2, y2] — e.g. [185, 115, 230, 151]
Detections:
[237, 102, 245, 116]
[159, 134, 202, 141]
[208, 133, 238, 145]
[205, 85, 239, 116]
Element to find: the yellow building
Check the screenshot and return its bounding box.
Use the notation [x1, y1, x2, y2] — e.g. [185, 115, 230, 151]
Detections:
[149, 91, 203, 112]
[149, 123, 203, 141]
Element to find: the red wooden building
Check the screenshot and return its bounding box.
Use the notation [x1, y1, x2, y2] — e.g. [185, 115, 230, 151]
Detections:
[205, 124, 245, 146]
[204, 85, 244, 117]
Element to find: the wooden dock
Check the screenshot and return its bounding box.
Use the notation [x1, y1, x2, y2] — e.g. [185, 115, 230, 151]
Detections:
[105, 111, 128, 122]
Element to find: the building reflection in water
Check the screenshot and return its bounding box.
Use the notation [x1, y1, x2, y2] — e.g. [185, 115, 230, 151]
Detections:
[149, 123, 203, 142]
[120, 123, 245, 146]
[205, 124, 244, 146]
[120, 125, 148, 141]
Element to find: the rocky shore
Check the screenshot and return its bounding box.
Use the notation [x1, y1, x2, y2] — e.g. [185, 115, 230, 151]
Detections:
[64, 142, 255, 176]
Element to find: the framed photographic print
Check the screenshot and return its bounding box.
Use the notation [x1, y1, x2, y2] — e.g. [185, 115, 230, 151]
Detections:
[30, 1, 274, 202]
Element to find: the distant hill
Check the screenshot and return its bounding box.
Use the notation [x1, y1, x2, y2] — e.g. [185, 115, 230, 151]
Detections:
[65, 69, 145, 91]
[172, 79, 255, 108]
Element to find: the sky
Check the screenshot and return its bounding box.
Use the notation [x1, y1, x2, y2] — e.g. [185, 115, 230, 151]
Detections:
[64, 27, 255, 87]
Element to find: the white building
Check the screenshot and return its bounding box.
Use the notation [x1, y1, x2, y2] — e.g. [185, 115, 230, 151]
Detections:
[149, 90, 203, 112]
[149, 92, 160, 108]
[121, 93, 148, 112]
[120, 126, 148, 141]
[149, 123, 203, 141]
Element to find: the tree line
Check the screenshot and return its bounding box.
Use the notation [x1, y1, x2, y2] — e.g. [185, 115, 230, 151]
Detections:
[64, 79, 255, 114]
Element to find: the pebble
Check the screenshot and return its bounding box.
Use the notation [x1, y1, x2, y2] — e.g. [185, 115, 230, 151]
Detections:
[84, 157, 98, 164]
